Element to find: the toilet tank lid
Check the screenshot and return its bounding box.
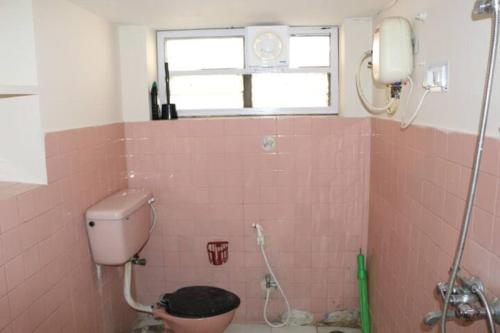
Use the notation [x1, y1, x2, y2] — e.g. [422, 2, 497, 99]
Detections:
[86, 189, 152, 220]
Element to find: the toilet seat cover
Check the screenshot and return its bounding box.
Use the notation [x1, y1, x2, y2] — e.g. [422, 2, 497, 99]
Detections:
[159, 286, 240, 318]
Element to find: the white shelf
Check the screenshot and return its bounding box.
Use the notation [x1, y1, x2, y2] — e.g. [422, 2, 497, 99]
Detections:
[0, 85, 38, 97]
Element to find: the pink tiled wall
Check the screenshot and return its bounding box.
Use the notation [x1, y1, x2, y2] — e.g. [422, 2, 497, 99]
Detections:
[0, 124, 134, 333]
[125, 116, 371, 322]
[368, 118, 500, 332]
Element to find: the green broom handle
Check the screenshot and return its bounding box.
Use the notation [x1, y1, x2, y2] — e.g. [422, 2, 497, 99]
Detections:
[357, 250, 371, 333]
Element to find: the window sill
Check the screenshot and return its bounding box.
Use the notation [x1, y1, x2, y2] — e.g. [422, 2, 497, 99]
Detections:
[0, 85, 39, 98]
[175, 107, 338, 118]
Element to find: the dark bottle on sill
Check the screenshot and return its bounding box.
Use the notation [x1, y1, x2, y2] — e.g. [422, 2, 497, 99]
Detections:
[150, 82, 160, 120]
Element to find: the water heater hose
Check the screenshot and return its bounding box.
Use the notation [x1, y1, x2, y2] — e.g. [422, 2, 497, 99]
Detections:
[356, 51, 396, 114]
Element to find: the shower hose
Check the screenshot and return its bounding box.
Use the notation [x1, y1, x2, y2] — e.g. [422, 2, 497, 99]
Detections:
[253, 224, 291, 327]
[440, 2, 500, 333]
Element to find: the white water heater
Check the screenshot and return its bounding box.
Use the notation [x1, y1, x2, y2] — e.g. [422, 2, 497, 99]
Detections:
[372, 17, 413, 84]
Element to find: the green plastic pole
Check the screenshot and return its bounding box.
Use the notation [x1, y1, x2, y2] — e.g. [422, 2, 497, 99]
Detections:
[357, 249, 371, 333]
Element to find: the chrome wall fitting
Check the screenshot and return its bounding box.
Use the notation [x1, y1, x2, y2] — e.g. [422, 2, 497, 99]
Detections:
[424, 273, 500, 328]
[474, 0, 498, 15]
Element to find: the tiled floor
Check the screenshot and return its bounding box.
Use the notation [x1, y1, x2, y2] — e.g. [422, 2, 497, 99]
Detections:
[224, 324, 361, 333]
[130, 318, 361, 333]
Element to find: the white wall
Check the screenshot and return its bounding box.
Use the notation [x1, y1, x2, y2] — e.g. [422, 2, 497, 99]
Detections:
[0, 0, 38, 87]
[118, 25, 157, 122]
[373, 0, 500, 137]
[32, 0, 122, 132]
[0, 0, 46, 184]
[118, 20, 372, 121]
[0, 96, 46, 184]
[340, 17, 373, 118]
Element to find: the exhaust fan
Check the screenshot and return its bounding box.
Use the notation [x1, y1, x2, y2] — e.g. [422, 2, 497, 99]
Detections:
[245, 26, 289, 69]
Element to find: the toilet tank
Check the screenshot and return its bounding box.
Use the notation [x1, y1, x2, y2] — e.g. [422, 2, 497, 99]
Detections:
[85, 189, 153, 265]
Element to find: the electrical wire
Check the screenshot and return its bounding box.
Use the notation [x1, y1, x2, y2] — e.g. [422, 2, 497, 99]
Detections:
[376, 0, 399, 17]
[400, 88, 430, 129]
[405, 75, 414, 107]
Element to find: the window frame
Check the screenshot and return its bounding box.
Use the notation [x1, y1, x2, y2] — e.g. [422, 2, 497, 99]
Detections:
[156, 26, 339, 117]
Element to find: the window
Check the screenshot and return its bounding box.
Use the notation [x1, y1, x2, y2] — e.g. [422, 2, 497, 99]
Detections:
[157, 27, 338, 117]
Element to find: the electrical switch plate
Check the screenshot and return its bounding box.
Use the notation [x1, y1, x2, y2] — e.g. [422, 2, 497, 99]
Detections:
[423, 63, 449, 92]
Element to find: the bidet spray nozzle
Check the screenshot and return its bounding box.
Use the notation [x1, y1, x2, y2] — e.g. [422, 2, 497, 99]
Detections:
[252, 223, 265, 246]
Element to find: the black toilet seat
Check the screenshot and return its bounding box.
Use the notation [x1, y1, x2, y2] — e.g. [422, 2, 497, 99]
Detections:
[159, 286, 240, 319]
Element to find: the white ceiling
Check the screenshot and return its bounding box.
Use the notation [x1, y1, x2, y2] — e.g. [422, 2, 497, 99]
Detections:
[69, 0, 388, 29]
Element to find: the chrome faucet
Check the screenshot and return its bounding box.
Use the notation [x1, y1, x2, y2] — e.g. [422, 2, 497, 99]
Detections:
[424, 273, 500, 328]
[474, 0, 499, 15]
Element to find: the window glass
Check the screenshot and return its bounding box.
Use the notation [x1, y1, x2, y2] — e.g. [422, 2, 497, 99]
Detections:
[166, 38, 244, 71]
[289, 36, 331, 68]
[170, 75, 244, 109]
[252, 73, 329, 108]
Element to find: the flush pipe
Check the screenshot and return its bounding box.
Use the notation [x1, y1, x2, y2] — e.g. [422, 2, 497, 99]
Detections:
[439, 1, 500, 332]
[252, 223, 291, 328]
[124, 261, 154, 314]
[123, 199, 157, 314]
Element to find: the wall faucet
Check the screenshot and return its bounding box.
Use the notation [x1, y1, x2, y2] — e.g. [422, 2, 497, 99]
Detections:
[424, 273, 500, 328]
[474, 0, 499, 15]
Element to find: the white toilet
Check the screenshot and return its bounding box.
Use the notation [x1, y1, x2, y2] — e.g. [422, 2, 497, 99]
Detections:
[85, 189, 240, 333]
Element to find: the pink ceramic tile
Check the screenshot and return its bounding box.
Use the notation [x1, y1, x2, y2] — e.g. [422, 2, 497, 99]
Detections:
[482, 137, 499, 176]
[475, 172, 497, 213]
[0, 123, 135, 332]
[22, 246, 40, 278]
[276, 117, 294, 135]
[432, 128, 448, 159]
[259, 117, 277, 135]
[293, 117, 312, 135]
[471, 208, 494, 250]
[127, 117, 371, 322]
[0, 267, 6, 298]
[0, 229, 22, 263]
[19, 219, 41, 251]
[0, 198, 19, 233]
[224, 118, 261, 136]
[491, 216, 500, 258]
[0, 296, 10, 331]
[369, 119, 500, 333]
[5, 256, 25, 292]
[15, 190, 38, 223]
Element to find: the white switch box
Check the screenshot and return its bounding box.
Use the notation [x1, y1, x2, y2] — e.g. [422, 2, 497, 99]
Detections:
[423, 63, 449, 92]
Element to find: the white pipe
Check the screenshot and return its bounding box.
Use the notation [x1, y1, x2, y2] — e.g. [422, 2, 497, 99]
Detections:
[148, 198, 157, 233]
[124, 261, 154, 314]
[356, 51, 396, 114]
[252, 223, 291, 328]
[95, 264, 103, 281]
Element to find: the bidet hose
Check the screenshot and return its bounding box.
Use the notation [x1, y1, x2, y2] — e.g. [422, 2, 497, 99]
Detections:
[440, 4, 500, 333]
[259, 244, 291, 327]
[148, 198, 157, 233]
[356, 51, 396, 114]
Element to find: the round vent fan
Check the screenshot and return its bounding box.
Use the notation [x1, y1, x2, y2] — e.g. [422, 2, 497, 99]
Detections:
[245, 26, 289, 68]
[253, 32, 284, 61]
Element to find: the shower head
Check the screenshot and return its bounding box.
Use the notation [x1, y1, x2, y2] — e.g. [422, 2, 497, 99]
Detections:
[252, 223, 265, 246]
[473, 0, 499, 15]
